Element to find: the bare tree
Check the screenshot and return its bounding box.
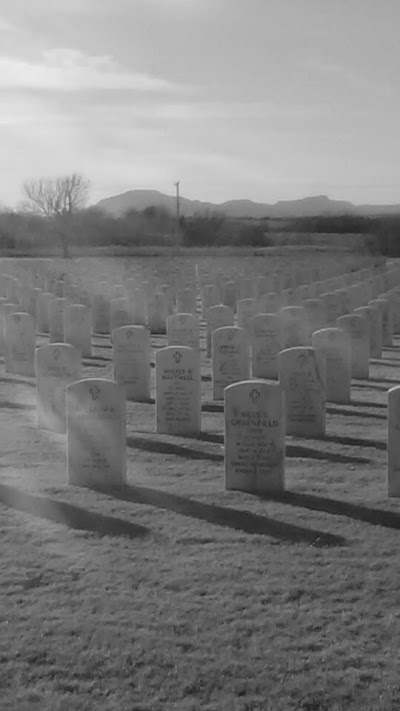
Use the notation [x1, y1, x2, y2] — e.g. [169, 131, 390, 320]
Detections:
[22, 173, 90, 257]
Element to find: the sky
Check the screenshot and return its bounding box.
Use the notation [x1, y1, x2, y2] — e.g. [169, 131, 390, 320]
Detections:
[1, 0, 400, 208]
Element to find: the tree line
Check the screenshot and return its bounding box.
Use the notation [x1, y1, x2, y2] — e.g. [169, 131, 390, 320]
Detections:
[1, 172, 400, 255]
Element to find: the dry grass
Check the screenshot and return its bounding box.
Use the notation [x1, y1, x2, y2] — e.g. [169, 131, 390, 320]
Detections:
[0, 255, 398, 711]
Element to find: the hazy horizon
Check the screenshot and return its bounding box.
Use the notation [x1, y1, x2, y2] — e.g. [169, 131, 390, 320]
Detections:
[1, 0, 399, 208]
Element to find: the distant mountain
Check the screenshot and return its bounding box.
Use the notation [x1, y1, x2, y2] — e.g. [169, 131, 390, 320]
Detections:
[94, 189, 400, 219]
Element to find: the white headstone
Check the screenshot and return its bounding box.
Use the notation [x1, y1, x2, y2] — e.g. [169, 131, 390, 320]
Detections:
[212, 326, 250, 401]
[35, 343, 82, 433]
[4, 312, 35, 376]
[225, 380, 285, 493]
[250, 313, 281, 379]
[236, 298, 256, 335]
[64, 304, 92, 357]
[206, 304, 234, 358]
[49, 297, 67, 343]
[112, 325, 151, 402]
[167, 313, 200, 351]
[312, 328, 351, 403]
[279, 347, 326, 437]
[110, 297, 133, 333]
[388, 385, 400, 496]
[280, 306, 310, 349]
[155, 346, 201, 435]
[354, 305, 382, 359]
[92, 294, 110, 334]
[337, 314, 369, 379]
[67, 379, 126, 488]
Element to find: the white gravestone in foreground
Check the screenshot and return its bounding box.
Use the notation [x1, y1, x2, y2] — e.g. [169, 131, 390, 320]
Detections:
[4, 312, 35, 376]
[225, 380, 285, 493]
[155, 346, 201, 436]
[250, 313, 281, 379]
[312, 328, 351, 404]
[112, 325, 151, 402]
[388, 385, 400, 497]
[212, 326, 250, 401]
[67, 378, 126, 488]
[279, 347, 326, 437]
[35, 344, 81, 433]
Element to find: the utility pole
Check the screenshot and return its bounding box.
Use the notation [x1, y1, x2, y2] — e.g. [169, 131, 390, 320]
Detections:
[173, 180, 181, 243]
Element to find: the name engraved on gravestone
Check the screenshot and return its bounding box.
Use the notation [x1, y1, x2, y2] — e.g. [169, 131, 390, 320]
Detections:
[35, 344, 82, 433]
[155, 346, 201, 436]
[113, 325, 151, 402]
[279, 347, 326, 437]
[67, 378, 127, 488]
[225, 380, 285, 493]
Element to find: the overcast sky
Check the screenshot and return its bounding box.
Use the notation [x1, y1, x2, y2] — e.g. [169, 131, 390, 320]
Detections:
[1, 0, 399, 207]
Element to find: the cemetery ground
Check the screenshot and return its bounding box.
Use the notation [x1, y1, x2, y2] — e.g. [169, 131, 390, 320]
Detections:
[2, 256, 400, 711]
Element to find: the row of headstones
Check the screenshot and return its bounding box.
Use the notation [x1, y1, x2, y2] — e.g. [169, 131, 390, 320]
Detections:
[0, 258, 396, 373]
[32, 360, 400, 500]
[0, 256, 389, 341]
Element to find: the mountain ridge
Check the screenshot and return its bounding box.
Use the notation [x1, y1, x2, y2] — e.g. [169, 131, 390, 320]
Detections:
[94, 189, 400, 219]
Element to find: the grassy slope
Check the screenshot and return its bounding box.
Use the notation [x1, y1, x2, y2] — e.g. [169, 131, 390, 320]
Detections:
[0, 255, 399, 711]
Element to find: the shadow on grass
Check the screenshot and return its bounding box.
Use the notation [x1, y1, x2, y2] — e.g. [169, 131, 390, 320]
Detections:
[260, 490, 400, 532]
[0, 484, 149, 539]
[101, 483, 345, 547]
[322, 433, 386, 451]
[348, 400, 387, 409]
[370, 360, 400, 369]
[354, 382, 390, 392]
[128, 433, 370, 465]
[0, 401, 36, 411]
[83, 355, 111, 363]
[0, 376, 35, 387]
[326, 406, 386, 421]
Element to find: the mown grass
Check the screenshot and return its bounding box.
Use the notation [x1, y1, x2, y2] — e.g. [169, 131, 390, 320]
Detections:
[0, 255, 399, 710]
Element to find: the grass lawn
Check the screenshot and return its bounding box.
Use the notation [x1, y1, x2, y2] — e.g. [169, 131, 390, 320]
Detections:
[0, 255, 399, 710]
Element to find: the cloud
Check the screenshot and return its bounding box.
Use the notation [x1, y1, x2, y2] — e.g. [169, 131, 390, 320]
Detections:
[0, 48, 181, 92]
[0, 18, 16, 31]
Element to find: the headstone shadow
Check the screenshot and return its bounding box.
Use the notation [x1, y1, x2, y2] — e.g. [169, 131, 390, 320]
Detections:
[100, 483, 346, 547]
[0, 483, 149, 539]
[259, 489, 400, 532]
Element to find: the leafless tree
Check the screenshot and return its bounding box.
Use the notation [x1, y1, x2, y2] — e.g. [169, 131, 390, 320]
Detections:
[22, 173, 90, 257]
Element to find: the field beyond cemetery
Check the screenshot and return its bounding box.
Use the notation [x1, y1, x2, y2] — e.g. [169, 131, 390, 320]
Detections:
[2, 253, 400, 711]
